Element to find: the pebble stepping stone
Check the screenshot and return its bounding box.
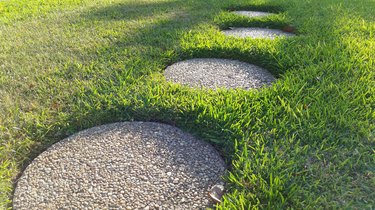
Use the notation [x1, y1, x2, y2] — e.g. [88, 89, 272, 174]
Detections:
[13, 122, 226, 209]
[231, 11, 275, 18]
[222, 27, 295, 39]
[164, 58, 275, 89]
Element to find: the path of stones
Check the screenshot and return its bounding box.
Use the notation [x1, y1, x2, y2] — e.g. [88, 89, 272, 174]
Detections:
[14, 9, 295, 209]
[224, 11, 294, 39]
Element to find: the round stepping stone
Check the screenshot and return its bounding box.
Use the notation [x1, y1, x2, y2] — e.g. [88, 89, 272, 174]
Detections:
[13, 122, 226, 209]
[232, 10, 275, 18]
[222, 27, 295, 39]
[164, 58, 275, 89]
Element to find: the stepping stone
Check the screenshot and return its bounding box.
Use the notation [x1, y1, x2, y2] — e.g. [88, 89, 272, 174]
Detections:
[222, 27, 295, 39]
[164, 58, 275, 90]
[231, 11, 275, 18]
[13, 122, 226, 209]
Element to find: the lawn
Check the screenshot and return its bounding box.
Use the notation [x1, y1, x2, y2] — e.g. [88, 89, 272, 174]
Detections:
[1, 0, 374, 209]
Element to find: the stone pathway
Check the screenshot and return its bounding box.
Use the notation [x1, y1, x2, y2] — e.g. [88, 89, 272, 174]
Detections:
[14, 7, 297, 210]
[164, 58, 275, 90]
[13, 122, 226, 210]
[223, 10, 295, 39]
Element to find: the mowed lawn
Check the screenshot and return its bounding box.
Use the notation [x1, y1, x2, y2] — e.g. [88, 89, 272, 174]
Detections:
[1, 0, 374, 209]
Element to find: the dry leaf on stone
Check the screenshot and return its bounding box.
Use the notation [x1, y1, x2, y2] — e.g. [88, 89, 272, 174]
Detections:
[208, 184, 224, 203]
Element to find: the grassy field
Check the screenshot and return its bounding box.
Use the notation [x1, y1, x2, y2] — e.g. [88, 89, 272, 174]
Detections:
[1, 0, 374, 209]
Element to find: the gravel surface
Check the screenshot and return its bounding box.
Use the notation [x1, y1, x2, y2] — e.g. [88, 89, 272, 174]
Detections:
[164, 58, 275, 90]
[231, 11, 274, 18]
[13, 122, 226, 210]
[222, 27, 295, 39]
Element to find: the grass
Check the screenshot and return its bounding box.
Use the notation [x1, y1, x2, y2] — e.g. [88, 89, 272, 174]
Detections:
[0, 0, 374, 209]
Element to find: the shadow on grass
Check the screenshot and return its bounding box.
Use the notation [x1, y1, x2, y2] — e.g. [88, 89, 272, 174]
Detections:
[83, 0, 182, 21]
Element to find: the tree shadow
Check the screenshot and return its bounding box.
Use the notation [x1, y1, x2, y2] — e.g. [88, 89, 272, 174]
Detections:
[83, 0, 181, 21]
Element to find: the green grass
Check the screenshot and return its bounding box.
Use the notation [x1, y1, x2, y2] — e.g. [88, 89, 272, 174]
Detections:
[1, 0, 374, 209]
